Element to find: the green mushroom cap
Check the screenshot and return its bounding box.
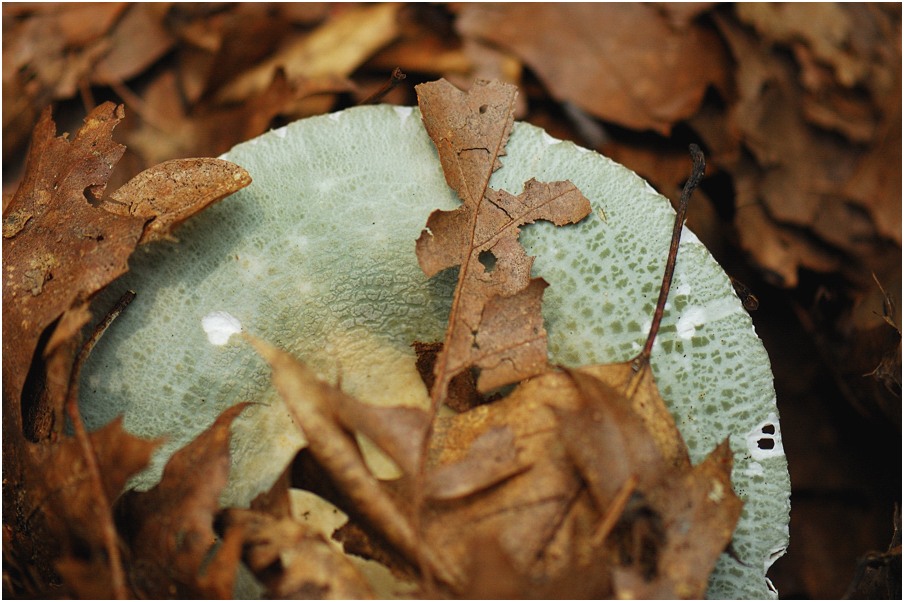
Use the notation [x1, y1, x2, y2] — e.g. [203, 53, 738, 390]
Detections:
[81, 104, 789, 598]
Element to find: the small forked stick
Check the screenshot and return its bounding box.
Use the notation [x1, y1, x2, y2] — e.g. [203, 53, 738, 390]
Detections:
[358, 67, 407, 105]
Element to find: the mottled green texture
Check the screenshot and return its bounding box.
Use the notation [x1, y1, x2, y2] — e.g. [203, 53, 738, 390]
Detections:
[80, 105, 788, 598]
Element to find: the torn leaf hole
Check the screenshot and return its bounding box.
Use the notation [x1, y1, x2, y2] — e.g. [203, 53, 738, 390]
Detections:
[757, 438, 775, 450]
[761, 423, 775, 435]
[478, 249, 497, 273]
[84, 184, 104, 207]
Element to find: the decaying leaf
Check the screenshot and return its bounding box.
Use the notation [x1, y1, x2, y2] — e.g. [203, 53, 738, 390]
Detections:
[89, 3, 174, 86]
[3, 103, 144, 407]
[244, 334, 461, 589]
[703, 7, 901, 288]
[251, 338, 741, 598]
[2, 3, 128, 155]
[611, 440, 743, 599]
[415, 78, 591, 400]
[116, 403, 250, 598]
[99, 157, 253, 244]
[215, 3, 402, 106]
[18, 418, 161, 598]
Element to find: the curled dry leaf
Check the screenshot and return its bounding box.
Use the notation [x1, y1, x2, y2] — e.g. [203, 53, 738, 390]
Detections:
[422, 425, 526, 501]
[99, 157, 253, 243]
[417, 366, 738, 599]
[89, 3, 174, 86]
[244, 335, 461, 589]
[612, 440, 743, 599]
[235, 467, 349, 598]
[216, 3, 402, 105]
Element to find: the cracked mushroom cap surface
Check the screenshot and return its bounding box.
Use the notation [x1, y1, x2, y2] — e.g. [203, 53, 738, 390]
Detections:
[80, 104, 789, 599]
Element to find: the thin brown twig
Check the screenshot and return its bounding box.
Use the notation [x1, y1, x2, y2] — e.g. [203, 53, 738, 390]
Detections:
[64, 290, 136, 599]
[78, 79, 96, 115]
[630, 144, 705, 391]
[358, 67, 407, 105]
[592, 475, 637, 546]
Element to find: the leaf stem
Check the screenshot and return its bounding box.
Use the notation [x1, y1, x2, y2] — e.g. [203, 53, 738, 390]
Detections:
[65, 289, 136, 599]
[635, 144, 705, 372]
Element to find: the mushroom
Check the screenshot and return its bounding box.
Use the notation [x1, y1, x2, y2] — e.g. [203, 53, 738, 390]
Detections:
[80, 104, 789, 598]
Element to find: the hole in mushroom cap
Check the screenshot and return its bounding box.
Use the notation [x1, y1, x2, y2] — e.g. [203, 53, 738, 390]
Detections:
[746, 412, 784, 460]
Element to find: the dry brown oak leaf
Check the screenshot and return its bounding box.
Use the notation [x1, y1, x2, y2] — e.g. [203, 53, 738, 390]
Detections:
[414, 78, 592, 402]
[412, 367, 740, 598]
[2, 102, 251, 413]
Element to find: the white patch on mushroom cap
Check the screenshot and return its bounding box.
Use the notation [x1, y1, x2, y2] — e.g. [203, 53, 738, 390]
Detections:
[675, 295, 743, 340]
[393, 105, 413, 122]
[677, 306, 707, 340]
[202, 311, 243, 346]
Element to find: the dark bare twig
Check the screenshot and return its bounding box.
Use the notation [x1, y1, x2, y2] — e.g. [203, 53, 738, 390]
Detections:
[632, 144, 705, 380]
[358, 67, 407, 105]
